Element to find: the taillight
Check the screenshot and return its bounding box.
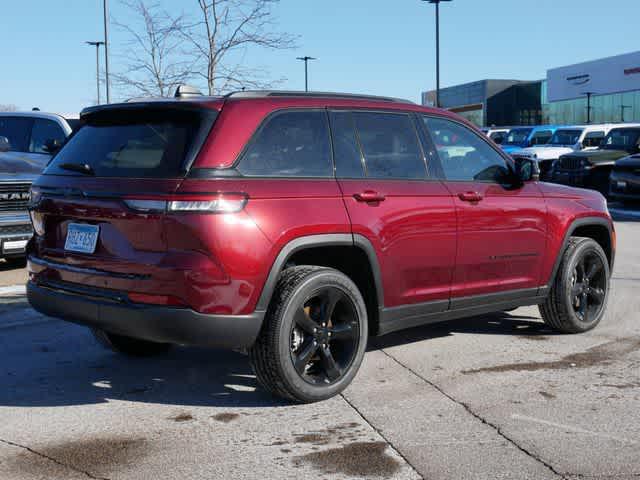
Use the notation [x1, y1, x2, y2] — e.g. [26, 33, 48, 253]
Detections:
[123, 193, 247, 214]
[168, 193, 247, 213]
[30, 211, 45, 236]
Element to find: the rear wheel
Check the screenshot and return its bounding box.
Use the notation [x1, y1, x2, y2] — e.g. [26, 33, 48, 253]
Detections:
[92, 328, 172, 357]
[539, 237, 609, 333]
[249, 266, 368, 403]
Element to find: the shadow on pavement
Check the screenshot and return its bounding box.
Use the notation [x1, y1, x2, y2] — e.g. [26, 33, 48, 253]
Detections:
[0, 311, 549, 409]
[369, 311, 551, 350]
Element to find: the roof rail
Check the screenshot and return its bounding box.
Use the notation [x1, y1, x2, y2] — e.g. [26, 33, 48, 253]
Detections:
[225, 90, 414, 104]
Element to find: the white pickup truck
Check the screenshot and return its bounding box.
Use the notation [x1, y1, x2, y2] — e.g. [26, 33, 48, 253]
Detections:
[511, 124, 615, 180]
[0, 111, 77, 262]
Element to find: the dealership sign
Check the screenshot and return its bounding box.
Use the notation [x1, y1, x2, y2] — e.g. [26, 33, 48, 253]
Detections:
[547, 51, 640, 102]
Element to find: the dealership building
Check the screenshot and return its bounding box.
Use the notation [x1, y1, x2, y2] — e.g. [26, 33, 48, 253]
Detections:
[422, 50, 640, 127]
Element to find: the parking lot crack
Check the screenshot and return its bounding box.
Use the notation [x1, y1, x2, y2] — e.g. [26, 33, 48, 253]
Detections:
[0, 436, 110, 480]
[380, 349, 567, 479]
[339, 393, 424, 480]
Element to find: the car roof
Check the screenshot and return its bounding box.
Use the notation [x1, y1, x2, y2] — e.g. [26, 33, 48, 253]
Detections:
[83, 90, 460, 123]
[0, 111, 73, 122]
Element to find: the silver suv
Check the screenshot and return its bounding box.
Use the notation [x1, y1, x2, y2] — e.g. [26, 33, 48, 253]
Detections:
[0, 111, 77, 261]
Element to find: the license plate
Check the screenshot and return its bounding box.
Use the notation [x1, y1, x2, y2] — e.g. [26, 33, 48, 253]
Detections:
[2, 239, 28, 253]
[64, 223, 99, 254]
[617, 180, 627, 189]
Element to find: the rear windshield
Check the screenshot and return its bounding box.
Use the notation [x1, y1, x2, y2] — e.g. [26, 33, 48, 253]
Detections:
[44, 109, 208, 178]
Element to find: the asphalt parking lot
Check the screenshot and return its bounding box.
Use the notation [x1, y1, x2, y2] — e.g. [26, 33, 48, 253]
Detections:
[0, 208, 639, 480]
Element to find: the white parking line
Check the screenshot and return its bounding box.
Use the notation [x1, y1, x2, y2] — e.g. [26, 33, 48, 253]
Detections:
[0, 285, 26, 296]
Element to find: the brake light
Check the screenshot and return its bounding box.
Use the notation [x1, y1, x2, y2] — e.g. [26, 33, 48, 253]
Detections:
[128, 292, 187, 307]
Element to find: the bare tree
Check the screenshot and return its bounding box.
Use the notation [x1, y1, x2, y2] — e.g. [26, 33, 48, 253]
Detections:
[0, 104, 18, 112]
[185, 0, 298, 95]
[113, 0, 193, 97]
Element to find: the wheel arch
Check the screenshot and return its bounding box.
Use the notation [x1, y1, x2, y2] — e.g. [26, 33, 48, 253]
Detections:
[255, 234, 384, 334]
[547, 216, 614, 287]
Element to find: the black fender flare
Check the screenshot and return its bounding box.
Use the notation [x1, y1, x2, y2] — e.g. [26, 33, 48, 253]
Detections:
[255, 233, 384, 312]
[545, 216, 614, 289]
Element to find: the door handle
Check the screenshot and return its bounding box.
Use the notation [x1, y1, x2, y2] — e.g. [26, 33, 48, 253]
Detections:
[354, 190, 386, 203]
[458, 191, 484, 202]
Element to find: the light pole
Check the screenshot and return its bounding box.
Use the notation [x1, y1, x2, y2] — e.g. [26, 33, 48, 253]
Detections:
[86, 41, 105, 104]
[423, 0, 452, 108]
[582, 91, 594, 124]
[103, 0, 111, 103]
[296, 56, 316, 92]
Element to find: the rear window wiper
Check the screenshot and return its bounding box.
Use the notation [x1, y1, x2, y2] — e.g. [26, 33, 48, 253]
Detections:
[58, 162, 95, 175]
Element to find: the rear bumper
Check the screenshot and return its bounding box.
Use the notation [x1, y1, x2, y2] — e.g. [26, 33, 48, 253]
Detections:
[27, 280, 265, 349]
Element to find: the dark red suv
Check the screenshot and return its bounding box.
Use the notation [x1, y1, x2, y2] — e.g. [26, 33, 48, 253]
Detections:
[27, 90, 615, 402]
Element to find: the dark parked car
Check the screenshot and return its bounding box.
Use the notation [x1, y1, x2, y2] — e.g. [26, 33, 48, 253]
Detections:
[609, 153, 640, 204]
[27, 89, 614, 403]
[550, 125, 640, 195]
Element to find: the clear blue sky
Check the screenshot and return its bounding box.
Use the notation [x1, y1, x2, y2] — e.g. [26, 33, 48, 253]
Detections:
[1, 0, 638, 114]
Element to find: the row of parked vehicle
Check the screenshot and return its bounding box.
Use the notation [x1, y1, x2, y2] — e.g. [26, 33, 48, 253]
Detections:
[482, 123, 640, 203]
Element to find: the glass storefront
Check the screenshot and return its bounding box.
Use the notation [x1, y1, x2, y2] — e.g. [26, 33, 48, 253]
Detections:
[451, 108, 483, 126]
[542, 80, 640, 124]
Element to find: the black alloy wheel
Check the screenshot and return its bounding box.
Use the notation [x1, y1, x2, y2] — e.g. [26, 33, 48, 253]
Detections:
[289, 286, 360, 385]
[570, 250, 607, 324]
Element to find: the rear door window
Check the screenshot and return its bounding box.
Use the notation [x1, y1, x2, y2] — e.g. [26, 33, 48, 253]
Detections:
[0, 116, 32, 152]
[238, 110, 332, 177]
[352, 112, 426, 179]
[29, 119, 66, 154]
[44, 109, 207, 178]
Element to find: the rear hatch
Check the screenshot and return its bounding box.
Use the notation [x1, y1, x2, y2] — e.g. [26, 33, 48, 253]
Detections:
[29, 103, 218, 297]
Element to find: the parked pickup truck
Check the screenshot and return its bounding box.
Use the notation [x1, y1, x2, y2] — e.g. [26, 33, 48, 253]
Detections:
[0, 112, 76, 261]
[550, 124, 640, 196]
[511, 125, 612, 180]
[500, 125, 559, 155]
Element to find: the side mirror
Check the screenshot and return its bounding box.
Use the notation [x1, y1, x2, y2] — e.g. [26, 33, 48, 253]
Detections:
[43, 138, 62, 154]
[514, 157, 540, 182]
[0, 136, 10, 152]
[494, 136, 504, 145]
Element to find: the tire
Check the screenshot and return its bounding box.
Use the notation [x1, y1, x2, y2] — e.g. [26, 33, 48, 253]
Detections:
[539, 237, 610, 333]
[91, 328, 172, 357]
[249, 266, 368, 403]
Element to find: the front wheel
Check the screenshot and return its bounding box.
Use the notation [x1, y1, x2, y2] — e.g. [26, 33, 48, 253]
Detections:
[539, 237, 610, 333]
[249, 266, 368, 403]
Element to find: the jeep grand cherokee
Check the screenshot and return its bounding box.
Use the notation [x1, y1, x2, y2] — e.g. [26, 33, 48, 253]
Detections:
[26, 89, 615, 403]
